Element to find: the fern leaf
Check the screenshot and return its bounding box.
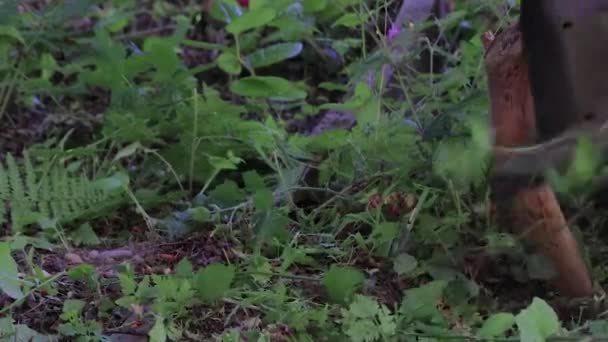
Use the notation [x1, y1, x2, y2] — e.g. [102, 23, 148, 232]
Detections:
[23, 151, 39, 207]
[0, 160, 7, 225]
[6, 154, 27, 208]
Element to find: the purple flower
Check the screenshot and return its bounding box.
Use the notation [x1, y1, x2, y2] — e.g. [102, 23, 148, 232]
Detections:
[388, 24, 400, 41]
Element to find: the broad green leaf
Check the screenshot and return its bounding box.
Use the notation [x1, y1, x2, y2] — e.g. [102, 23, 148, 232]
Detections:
[322, 265, 365, 303]
[400, 280, 448, 321]
[118, 273, 137, 296]
[371, 222, 398, 243]
[320, 81, 371, 112]
[433, 137, 489, 190]
[569, 136, 601, 182]
[255, 210, 291, 245]
[195, 263, 235, 302]
[94, 172, 130, 191]
[318, 81, 348, 92]
[208, 151, 244, 171]
[149, 317, 167, 342]
[175, 258, 193, 278]
[39, 53, 58, 80]
[469, 115, 492, 152]
[0, 25, 23, 44]
[208, 0, 243, 24]
[347, 294, 380, 318]
[93, 172, 129, 192]
[190, 207, 211, 223]
[332, 13, 368, 28]
[209, 180, 246, 207]
[245, 42, 303, 69]
[72, 223, 101, 246]
[143, 37, 180, 77]
[515, 297, 561, 342]
[243, 171, 266, 192]
[226, 7, 276, 35]
[303, 0, 328, 13]
[221, 329, 242, 342]
[393, 253, 418, 276]
[253, 189, 273, 212]
[477, 313, 515, 339]
[217, 52, 242, 75]
[0, 242, 23, 300]
[249, 0, 269, 10]
[60, 299, 85, 319]
[230, 76, 307, 100]
[0, 318, 48, 342]
[67, 264, 97, 283]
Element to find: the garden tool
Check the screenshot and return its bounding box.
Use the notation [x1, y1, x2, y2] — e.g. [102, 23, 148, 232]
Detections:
[494, 0, 608, 178]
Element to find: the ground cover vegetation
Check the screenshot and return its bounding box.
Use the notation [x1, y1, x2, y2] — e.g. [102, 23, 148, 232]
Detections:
[1, 0, 608, 341]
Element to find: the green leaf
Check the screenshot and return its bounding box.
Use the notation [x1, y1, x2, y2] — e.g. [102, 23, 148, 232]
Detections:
[143, 37, 180, 77]
[303, 0, 328, 13]
[400, 280, 448, 321]
[243, 171, 266, 192]
[208, 0, 243, 24]
[60, 299, 85, 319]
[255, 210, 291, 244]
[320, 81, 371, 112]
[72, 223, 101, 246]
[209, 180, 246, 207]
[190, 207, 211, 223]
[118, 273, 137, 296]
[217, 52, 242, 75]
[175, 258, 193, 278]
[0, 25, 23, 44]
[67, 264, 98, 286]
[515, 297, 561, 342]
[249, 0, 269, 10]
[230, 76, 307, 100]
[226, 7, 276, 35]
[39, 53, 58, 80]
[113, 142, 142, 161]
[208, 151, 244, 171]
[195, 263, 235, 303]
[477, 313, 515, 339]
[0, 317, 47, 342]
[245, 42, 303, 69]
[348, 294, 380, 318]
[322, 265, 365, 303]
[393, 253, 418, 276]
[371, 222, 398, 243]
[94, 172, 130, 191]
[253, 189, 273, 212]
[590, 320, 608, 336]
[568, 136, 601, 183]
[149, 317, 167, 342]
[143, 37, 181, 75]
[332, 13, 368, 28]
[0, 242, 23, 300]
[434, 137, 489, 190]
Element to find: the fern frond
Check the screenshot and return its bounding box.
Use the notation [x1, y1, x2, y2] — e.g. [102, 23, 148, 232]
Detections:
[6, 154, 28, 209]
[23, 151, 39, 206]
[0, 160, 7, 225]
[1, 152, 125, 231]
